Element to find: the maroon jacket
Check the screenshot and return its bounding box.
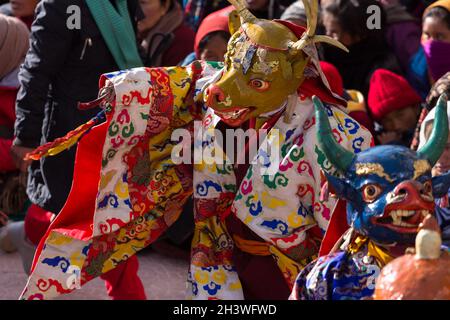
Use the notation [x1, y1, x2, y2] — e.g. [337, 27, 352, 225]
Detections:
[162, 24, 195, 67]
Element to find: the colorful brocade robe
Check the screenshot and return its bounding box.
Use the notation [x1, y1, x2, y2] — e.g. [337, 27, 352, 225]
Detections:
[21, 61, 372, 300]
[289, 236, 395, 300]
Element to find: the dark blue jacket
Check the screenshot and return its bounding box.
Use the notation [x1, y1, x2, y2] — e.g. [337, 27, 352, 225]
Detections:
[14, 0, 141, 214]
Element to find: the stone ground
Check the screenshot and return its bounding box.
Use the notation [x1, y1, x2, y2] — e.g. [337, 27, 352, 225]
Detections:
[0, 248, 189, 300]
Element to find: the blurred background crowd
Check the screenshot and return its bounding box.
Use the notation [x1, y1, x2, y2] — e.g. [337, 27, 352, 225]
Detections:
[0, 0, 450, 299]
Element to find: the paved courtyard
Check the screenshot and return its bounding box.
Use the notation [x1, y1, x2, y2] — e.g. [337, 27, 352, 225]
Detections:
[0, 248, 189, 300]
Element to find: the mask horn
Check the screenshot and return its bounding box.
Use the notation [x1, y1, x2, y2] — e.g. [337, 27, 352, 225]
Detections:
[417, 94, 449, 166]
[313, 96, 355, 172]
[291, 0, 348, 53]
[227, 0, 257, 23]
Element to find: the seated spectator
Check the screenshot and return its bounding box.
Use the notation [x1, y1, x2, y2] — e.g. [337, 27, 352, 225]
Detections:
[0, 0, 39, 29]
[182, 5, 232, 66]
[418, 94, 450, 247]
[408, 0, 450, 100]
[367, 68, 422, 146]
[321, 0, 402, 97]
[195, 6, 232, 61]
[422, 0, 450, 83]
[138, 0, 195, 66]
[320, 61, 376, 136]
[0, 14, 30, 259]
[382, 0, 422, 74]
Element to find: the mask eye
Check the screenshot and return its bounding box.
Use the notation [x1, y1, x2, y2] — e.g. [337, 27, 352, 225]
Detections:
[362, 184, 382, 203]
[249, 79, 270, 92]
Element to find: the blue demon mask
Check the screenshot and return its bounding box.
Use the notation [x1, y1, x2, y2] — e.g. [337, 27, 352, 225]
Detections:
[314, 95, 450, 245]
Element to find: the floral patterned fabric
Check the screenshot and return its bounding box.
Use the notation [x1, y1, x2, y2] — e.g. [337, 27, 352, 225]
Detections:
[21, 61, 372, 300]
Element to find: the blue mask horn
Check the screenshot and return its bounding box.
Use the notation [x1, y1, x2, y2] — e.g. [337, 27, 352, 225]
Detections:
[313, 95, 355, 172]
[417, 94, 449, 166]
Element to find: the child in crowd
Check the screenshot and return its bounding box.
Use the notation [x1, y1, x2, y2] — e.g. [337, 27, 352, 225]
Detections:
[194, 5, 232, 61]
[418, 94, 450, 247]
[408, 0, 450, 98]
[181, 5, 232, 65]
[422, 0, 450, 82]
[367, 68, 423, 146]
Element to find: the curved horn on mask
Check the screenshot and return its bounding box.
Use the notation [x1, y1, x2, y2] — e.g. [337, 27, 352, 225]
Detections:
[313, 95, 355, 172]
[227, 0, 257, 23]
[417, 94, 449, 166]
[291, 0, 348, 53]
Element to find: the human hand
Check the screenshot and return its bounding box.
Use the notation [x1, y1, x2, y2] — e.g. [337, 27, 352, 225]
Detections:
[101, 79, 115, 104]
[10, 145, 34, 173]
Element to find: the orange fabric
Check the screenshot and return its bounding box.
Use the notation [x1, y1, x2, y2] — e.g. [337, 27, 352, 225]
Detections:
[194, 5, 233, 58]
[233, 234, 272, 256]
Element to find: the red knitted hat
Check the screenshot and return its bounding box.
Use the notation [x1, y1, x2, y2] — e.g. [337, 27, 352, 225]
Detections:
[368, 69, 422, 122]
[194, 6, 233, 58]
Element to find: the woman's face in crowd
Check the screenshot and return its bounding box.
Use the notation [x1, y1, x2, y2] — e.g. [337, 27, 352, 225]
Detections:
[10, 0, 38, 18]
[200, 34, 228, 62]
[425, 124, 450, 176]
[322, 12, 358, 47]
[138, 0, 170, 33]
[380, 105, 420, 133]
[245, 0, 269, 11]
[422, 16, 450, 43]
